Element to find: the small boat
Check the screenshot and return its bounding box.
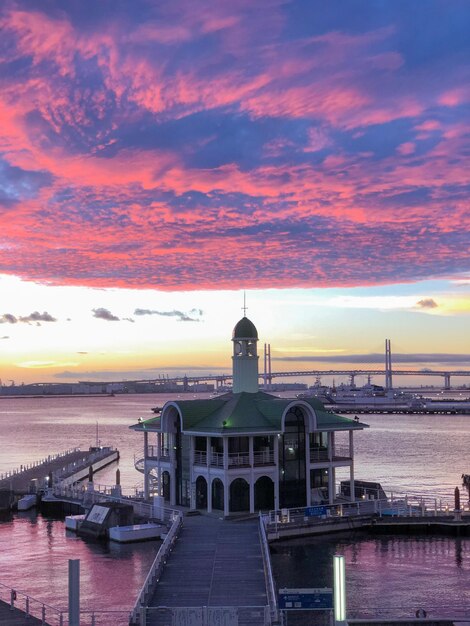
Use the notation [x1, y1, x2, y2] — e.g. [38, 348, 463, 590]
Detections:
[18, 494, 37, 511]
[109, 523, 164, 543]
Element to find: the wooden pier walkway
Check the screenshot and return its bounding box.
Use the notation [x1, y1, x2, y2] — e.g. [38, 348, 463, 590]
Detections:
[145, 515, 267, 621]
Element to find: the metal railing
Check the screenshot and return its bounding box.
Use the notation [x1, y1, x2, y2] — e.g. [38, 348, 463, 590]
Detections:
[142, 605, 271, 626]
[146, 445, 170, 460]
[254, 450, 275, 465]
[258, 514, 279, 624]
[309, 445, 351, 462]
[129, 510, 183, 625]
[0, 579, 134, 625]
[55, 447, 118, 485]
[0, 581, 64, 625]
[262, 489, 466, 537]
[0, 448, 81, 482]
[193, 450, 275, 468]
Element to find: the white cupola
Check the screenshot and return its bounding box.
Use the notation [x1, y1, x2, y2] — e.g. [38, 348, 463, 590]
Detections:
[232, 316, 259, 393]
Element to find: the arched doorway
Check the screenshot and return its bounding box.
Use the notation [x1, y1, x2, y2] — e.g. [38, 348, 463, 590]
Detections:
[230, 478, 249, 512]
[162, 471, 170, 502]
[254, 476, 274, 511]
[212, 478, 224, 511]
[280, 405, 307, 508]
[196, 476, 208, 509]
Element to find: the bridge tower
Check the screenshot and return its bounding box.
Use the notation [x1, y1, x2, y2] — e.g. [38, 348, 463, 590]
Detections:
[444, 373, 451, 390]
[385, 339, 393, 390]
[263, 343, 272, 390]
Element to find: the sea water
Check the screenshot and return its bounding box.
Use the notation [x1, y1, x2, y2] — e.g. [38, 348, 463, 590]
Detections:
[0, 394, 469, 622]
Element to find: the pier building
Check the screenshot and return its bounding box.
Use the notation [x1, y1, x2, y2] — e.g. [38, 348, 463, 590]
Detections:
[131, 316, 367, 515]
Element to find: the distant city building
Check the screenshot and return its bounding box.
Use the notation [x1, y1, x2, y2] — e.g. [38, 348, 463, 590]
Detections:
[131, 316, 367, 515]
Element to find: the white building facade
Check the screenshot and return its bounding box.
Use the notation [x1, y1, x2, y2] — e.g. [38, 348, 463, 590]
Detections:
[131, 316, 367, 516]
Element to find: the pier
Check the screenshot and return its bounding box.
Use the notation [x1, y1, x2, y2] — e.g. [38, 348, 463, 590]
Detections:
[0, 447, 119, 510]
[138, 515, 270, 626]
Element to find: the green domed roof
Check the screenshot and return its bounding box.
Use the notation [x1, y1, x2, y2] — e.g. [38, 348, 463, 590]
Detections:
[232, 316, 258, 339]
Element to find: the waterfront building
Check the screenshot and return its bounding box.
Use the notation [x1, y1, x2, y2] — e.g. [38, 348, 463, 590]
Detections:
[131, 316, 368, 515]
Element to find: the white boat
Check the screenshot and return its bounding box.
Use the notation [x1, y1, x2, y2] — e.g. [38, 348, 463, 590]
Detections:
[65, 514, 86, 531]
[18, 494, 37, 511]
[109, 523, 164, 543]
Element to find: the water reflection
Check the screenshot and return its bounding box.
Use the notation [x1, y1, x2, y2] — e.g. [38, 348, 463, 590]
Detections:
[0, 511, 160, 615]
[271, 531, 470, 618]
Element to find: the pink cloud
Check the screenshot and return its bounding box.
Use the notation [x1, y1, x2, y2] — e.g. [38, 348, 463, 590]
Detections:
[397, 142, 416, 155]
[0, 2, 467, 291]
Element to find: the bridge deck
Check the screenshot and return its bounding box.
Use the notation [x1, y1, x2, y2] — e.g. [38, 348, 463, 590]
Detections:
[147, 515, 267, 608]
[0, 449, 117, 495]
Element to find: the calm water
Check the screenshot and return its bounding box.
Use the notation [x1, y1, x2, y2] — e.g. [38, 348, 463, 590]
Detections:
[0, 394, 469, 621]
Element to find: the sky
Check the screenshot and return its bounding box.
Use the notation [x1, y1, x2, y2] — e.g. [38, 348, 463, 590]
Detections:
[0, 0, 469, 386]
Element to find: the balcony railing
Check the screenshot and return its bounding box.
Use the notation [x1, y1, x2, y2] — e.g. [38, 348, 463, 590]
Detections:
[146, 445, 171, 461]
[193, 450, 275, 468]
[310, 445, 351, 463]
[253, 450, 275, 465]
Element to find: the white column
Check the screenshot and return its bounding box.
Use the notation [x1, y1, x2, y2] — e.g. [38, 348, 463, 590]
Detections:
[305, 431, 311, 507]
[274, 435, 280, 511]
[143, 461, 149, 500]
[170, 468, 176, 506]
[189, 437, 196, 510]
[329, 467, 336, 504]
[349, 431, 355, 502]
[249, 437, 255, 513]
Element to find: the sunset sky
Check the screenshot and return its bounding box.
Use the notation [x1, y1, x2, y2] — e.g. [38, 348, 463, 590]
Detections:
[0, 0, 469, 386]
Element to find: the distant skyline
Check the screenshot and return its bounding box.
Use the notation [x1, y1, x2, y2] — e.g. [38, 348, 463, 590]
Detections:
[0, 1, 468, 385]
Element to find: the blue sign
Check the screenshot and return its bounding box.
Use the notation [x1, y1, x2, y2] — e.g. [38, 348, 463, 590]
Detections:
[305, 506, 327, 517]
[278, 588, 333, 610]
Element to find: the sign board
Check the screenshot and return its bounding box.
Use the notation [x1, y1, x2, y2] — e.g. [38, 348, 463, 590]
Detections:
[86, 505, 109, 525]
[305, 506, 327, 517]
[278, 588, 333, 610]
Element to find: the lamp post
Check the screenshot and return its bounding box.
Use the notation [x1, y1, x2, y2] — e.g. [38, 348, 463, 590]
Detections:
[68, 559, 80, 626]
[333, 555, 346, 626]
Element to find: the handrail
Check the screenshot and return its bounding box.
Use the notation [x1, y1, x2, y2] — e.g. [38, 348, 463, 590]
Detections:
[0, 581, 64, 625]
[0, 447, 81, 482]
[129, 510, 183, 625]
[258, 514, 279, 624]
[264, 490, 464, 533]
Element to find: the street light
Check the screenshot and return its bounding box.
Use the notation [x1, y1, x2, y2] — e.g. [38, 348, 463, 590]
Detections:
[333, 554, 346, 624]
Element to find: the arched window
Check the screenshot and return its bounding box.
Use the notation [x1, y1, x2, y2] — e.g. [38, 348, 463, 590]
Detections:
[280, 406, 306, 508]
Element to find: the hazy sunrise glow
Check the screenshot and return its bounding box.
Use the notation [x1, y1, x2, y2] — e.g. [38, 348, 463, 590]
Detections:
[0, 1, 468, 384]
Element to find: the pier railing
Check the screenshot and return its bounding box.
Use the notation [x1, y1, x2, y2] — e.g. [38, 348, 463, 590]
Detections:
[129, 510, 184, 625]
[1, 577, 134, 624]
[262, 489, 467, 537]
[142, 605, 271, 626]
[258, 513, 279, 624]
[0, 581, 64, 625]
[0, 448, 80, 483]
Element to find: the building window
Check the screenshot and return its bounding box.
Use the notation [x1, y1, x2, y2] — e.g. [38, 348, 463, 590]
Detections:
[280, 406, 306, 508]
